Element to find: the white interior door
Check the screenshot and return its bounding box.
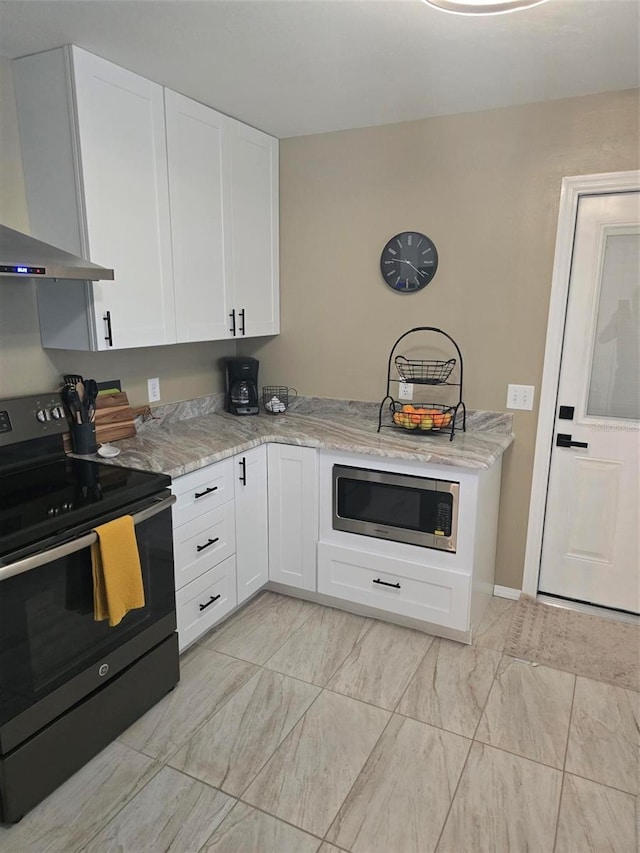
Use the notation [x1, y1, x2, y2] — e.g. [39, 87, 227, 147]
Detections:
[538, 191, 640, 613]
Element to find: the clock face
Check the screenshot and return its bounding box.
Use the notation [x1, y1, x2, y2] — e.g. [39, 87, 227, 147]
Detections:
[380, 232, 438, 293]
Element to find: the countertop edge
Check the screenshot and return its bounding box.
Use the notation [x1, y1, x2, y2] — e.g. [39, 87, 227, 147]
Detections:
[82, 407, 514, 480]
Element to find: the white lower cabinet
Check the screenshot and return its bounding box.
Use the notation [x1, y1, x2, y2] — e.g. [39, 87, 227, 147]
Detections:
[267, 444, 318, 591]
[317, 543, 471, 632]
[171, 441, 501, 648]
[171, 446, 269, 650]
[172, 503, 236, 591]
[234, 445, 269, 604]
[316, 449, 503, 638]
[172, 459, 237, 651]
[171, 459, 234, 528]
[175, 556, 237, 651]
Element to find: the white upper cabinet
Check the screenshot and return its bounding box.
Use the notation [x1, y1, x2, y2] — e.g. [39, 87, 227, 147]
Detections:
[13, 45, 279, 350]
[227, 121, 280, 338]
[14, 45, 175, 350]
[165, 89, 232, 343]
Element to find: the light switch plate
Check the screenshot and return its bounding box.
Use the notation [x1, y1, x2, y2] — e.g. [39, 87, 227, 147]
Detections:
[507, 384, 534, 410]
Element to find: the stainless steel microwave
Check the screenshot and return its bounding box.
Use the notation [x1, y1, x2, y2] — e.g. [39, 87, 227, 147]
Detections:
[332, 465, 459, 552]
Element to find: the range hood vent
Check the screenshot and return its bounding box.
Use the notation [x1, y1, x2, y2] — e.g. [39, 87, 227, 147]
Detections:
[0, 224, 114, 282]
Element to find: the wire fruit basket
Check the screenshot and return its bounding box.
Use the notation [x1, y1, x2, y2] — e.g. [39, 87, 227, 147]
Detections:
[262, 386, 297, 414]
[389, 401, 455, 432]
[394, 356, 456, 385]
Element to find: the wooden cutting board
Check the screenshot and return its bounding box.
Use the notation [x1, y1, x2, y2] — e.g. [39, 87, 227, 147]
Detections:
[64, 392, 147, 451]
[93, 392, 138, 443]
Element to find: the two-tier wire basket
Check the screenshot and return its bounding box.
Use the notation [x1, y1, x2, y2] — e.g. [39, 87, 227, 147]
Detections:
[378, 327, 466, 441]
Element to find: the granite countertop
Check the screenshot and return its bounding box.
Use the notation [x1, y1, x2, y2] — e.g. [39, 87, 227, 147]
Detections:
[90, 396, 514, 479]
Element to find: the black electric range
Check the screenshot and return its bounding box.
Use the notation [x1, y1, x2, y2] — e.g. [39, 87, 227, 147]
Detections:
[0, 393, 178, 824]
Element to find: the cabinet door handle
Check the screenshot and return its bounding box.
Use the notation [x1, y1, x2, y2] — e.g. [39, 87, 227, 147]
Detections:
[196, 537, 219, 552]
[104, 311, 113, 347]
[194, 486, 218, 499]
[373, 578, 401, 589]
[556, 433, 589, 449]
[239, 308, 246, 336]
[239, 457, 247, 485]
[199, 594, 221, 611]
[229, 309, 236, 336]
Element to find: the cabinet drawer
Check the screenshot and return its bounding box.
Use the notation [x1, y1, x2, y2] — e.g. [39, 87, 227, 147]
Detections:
[176, 555, 237, 651]
[172, 459, 234, 526]
[173, 504, 236, 590]
[317, 543, 470, 631]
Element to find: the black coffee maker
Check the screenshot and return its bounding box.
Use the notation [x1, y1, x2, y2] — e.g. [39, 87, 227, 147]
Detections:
[224, 357, 259, 415]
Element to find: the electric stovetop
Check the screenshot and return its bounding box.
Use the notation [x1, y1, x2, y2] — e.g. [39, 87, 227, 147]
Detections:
[0, 393, 170, 564]
[0, 454, 171, 562]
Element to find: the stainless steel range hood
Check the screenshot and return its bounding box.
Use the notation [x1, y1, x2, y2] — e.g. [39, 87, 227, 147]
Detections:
[0, 224, 115, 281]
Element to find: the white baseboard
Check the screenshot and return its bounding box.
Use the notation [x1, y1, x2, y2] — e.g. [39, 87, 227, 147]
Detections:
[493, 585, 521, 600]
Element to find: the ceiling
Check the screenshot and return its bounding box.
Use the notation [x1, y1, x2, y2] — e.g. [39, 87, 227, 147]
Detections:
[0, 0, 638, 138]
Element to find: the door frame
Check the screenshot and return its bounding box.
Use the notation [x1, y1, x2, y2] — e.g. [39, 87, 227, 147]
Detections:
[522, 170, 640, 597]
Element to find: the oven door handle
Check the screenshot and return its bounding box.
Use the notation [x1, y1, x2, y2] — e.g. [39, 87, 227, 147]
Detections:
[0, 494, 177, 582]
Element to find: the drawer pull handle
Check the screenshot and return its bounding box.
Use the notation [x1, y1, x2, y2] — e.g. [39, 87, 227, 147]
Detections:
[194, 486, 218, 499]
[199, 594, 221, 611]
[104, 311, 113, 347]
[373, 578, 401, 589]
[196, 537, 219, 552]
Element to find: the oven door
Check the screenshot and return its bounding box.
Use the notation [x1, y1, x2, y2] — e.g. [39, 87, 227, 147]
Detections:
[0, 492, 176, 753]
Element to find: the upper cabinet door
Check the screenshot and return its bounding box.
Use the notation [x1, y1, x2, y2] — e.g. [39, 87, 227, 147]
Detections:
[228, 121, 279, 337]
[71, 47, 175, 349]
[165, 90, 232, 343]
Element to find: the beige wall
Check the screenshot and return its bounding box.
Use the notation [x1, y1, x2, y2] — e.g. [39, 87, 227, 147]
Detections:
[240, 89, 640, 590]
[0, 56, 235, 406]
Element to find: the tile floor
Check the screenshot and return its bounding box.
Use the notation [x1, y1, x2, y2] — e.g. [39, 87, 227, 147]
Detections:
[0, 593, 637, 853]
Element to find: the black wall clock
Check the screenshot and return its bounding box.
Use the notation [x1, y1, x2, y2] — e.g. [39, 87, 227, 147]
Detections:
[380, 231, 438, 293]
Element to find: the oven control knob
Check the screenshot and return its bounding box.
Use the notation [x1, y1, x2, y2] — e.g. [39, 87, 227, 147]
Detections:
[50, 406, 65, 420]
[36, 409, 51, 422]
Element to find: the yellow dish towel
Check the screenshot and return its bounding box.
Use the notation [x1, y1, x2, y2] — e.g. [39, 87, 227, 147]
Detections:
[91, 515, 145, 627]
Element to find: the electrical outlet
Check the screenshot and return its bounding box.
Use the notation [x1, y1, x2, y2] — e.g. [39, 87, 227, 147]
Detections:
[147, 377, 161, 403]
[506, 384, 535, 411]
[398, 382, 413, 400]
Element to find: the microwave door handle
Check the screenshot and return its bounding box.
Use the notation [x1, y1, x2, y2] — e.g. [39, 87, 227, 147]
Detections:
[0, 494, 176, 583]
